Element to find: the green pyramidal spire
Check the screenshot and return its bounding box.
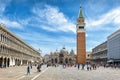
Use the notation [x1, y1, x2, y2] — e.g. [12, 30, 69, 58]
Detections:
[78, 6, 84, 18]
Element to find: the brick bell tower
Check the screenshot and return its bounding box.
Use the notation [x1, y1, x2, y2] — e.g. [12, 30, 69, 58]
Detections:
[76, 6, 86, 64]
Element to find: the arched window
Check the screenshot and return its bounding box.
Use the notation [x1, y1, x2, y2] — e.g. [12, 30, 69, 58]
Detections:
[69, 58, 72, 62]
[88, 54, 89, 57]
[59, 54, 64, 57]
[65, 58, 68, 63]
[55, 58, 58, 63]
[51, 59, 54, 63]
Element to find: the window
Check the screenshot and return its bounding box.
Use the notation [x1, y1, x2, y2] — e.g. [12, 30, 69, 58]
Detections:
[59, 54, 64, 57]
[88, 55, 89, 57]
[79, 26, 84, 29]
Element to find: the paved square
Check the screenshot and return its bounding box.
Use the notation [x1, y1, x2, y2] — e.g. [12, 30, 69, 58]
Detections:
[0, 65, 120, 80]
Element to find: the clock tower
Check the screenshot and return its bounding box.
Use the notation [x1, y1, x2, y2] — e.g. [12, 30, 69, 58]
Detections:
[76, 6, 86, 64]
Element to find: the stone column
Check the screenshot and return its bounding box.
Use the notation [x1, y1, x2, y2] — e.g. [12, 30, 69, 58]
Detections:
[2, 57, 4, 68]
[13, 58, 15, 66]
[20, 60, 23, 66]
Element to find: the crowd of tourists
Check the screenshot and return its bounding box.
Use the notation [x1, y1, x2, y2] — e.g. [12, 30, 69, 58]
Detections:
[27, 63, 43, 75]
[103, 63, 120, 68]
[46, 62, 99, 71]
[26, 62, 120, 75]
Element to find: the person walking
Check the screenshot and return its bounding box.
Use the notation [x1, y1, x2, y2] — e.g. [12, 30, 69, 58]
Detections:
[27, 65, 30, 75]
[82, 64, 85, 70]
[88, 64, 91, 71]
[89, 64, 91, 70]
[30, 64, 32, 69]
[87, 64, 89, 71]
[78, 64, 80, 70]
[37, 64, 41, 72]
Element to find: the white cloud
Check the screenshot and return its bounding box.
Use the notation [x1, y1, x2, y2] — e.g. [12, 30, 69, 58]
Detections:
[0, 0, 23, 29]
[0, 3, 77, 55]
[86, 7, 120, 30]
[16, 31, 75, 44]
[32, 4, 76, 33]
[0, 18, 23, 29]
[15, 31, 76, 55]
[40, 25, 58, 32]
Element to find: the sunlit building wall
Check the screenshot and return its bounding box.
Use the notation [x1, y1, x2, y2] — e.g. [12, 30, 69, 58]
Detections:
[92, 41, 107, 64]
[0, 24, 42, 67]
[107, 29, 120, 63]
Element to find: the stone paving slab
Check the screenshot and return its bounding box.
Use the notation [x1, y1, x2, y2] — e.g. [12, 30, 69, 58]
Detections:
[35, 66, 120, 80]
[0, 65, 47, 80]
[0, 65, 120, 80]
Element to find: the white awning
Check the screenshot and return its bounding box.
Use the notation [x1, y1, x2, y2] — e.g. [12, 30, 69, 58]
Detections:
[107, 60, 114, 62]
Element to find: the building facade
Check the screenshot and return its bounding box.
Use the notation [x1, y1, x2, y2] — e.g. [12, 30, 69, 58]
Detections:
[86, 52, 92, 63]
[76, 6, 86, 64]
[44, 47, 76, 64]
[0, 24, 42, 68]
[107, 29, 120, 63]
[92, 41, 107, 64]
[44, 54, 50, 63]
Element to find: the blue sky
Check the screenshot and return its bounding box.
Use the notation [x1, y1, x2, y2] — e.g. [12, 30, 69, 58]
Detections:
[0, 0, 120, 56]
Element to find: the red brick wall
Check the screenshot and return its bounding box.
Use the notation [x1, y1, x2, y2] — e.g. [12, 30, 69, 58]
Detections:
[77, 32, 86, 64]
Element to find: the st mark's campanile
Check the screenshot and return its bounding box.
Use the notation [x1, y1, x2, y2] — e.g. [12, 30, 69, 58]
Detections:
[76, 6, 86, 64]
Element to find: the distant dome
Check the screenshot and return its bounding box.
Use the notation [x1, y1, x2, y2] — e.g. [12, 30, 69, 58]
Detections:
[63, 47, 66, 49]
[70, 49, 75, 55]
[62, 46, 66, 51]
[60, 46, 68, 54]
